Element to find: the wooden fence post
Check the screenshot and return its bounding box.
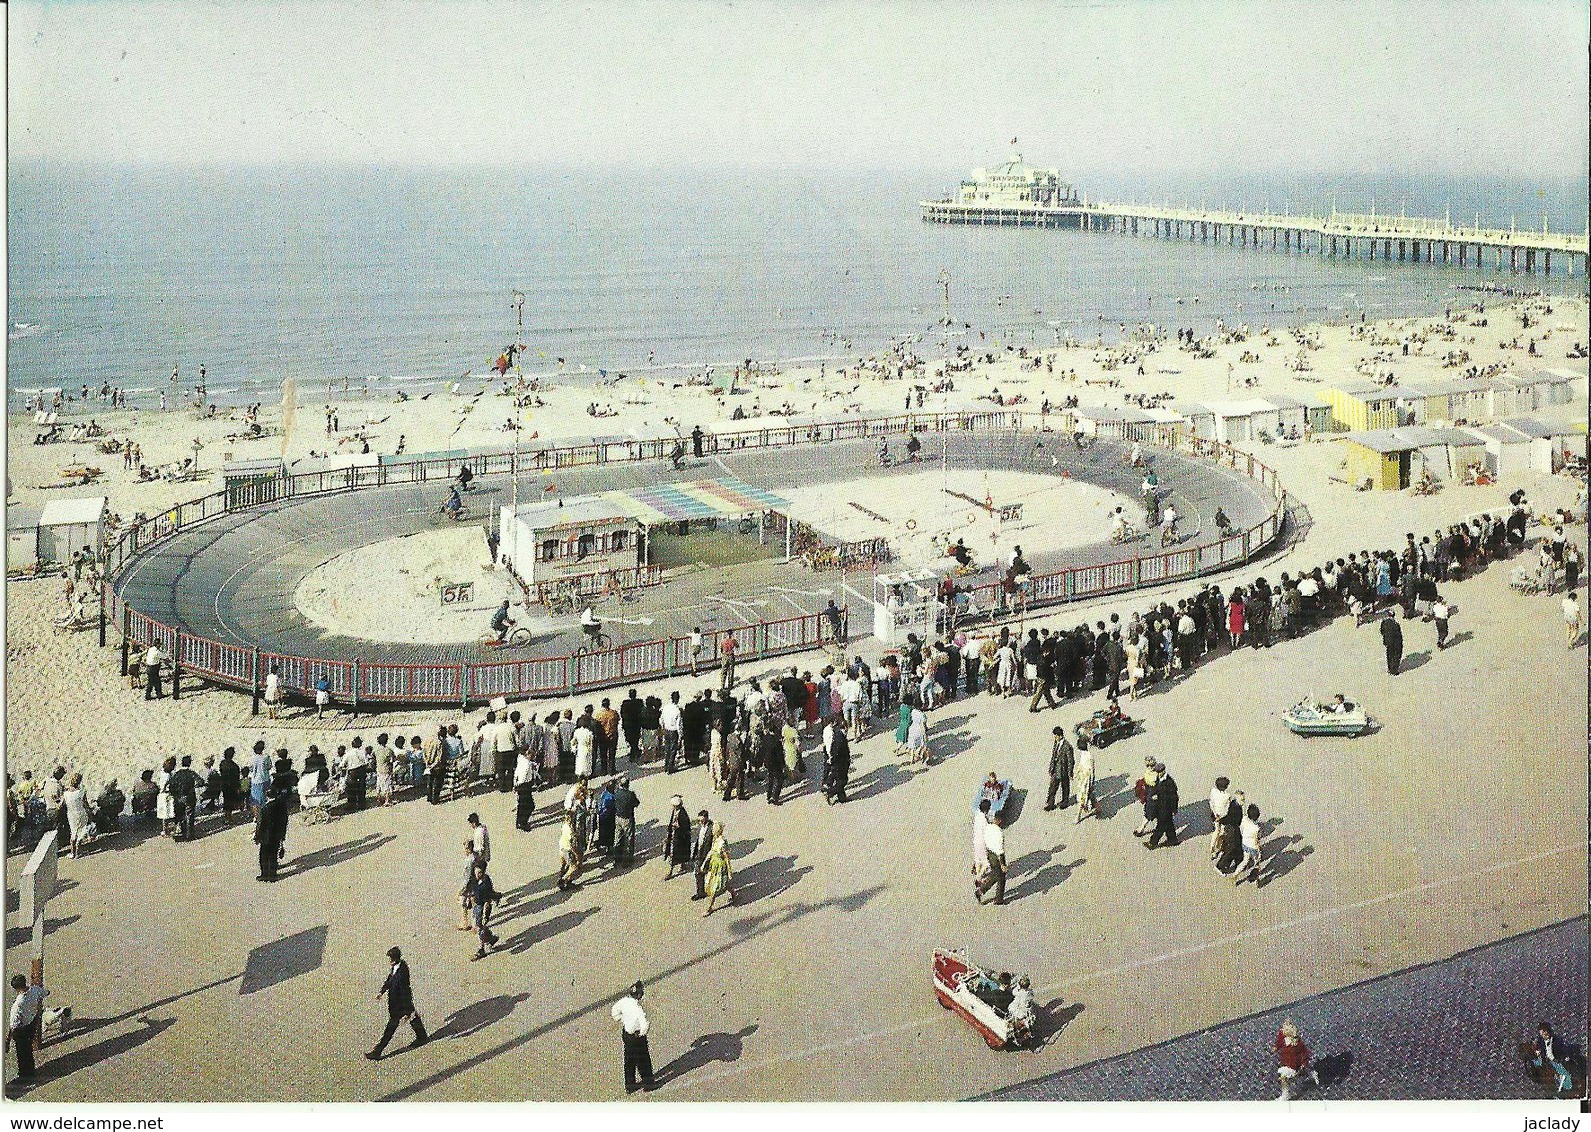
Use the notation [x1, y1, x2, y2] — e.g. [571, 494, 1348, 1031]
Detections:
[171, 630, 183, 700]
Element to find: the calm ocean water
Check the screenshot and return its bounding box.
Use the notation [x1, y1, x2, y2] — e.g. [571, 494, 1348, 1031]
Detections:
[7, 164, 1586, 411]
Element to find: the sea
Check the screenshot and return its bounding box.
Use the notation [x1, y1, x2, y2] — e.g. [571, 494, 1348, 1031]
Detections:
[7, 163, 1587, 413]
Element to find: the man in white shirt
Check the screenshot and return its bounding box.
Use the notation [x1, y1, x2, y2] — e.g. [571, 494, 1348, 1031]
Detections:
[660, 691, 684, 774]
[1208, 777, 1233, 861]
[491, 714, 518, 792]
[611, 981, 655, 1093]
[143, 643, 165, 699]
[467, 812, 490, 865]
[974, 809, 1007, 905]
[6, 975, 47, 1079]
[513, 745, 539, 831]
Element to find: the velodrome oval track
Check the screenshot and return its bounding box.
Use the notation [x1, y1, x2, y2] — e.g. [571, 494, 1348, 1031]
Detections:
[113, 432, 1281, 667]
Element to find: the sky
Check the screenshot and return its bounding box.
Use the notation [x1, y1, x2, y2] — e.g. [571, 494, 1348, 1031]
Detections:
[7, 0, 1590, 178]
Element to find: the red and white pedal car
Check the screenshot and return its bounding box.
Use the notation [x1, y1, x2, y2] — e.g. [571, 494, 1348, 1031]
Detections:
[932, 948, 1034, 1050]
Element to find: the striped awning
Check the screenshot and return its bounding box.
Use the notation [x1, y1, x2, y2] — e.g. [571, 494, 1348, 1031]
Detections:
[604, 478, 787, 523]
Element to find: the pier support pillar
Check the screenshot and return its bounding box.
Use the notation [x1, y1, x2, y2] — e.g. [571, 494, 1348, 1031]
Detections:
[1543, 251, 1550, 275]
[1510, 247, 1518, 273]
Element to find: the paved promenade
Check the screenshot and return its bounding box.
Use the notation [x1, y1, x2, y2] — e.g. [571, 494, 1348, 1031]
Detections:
[984, 917, 1587, 1101]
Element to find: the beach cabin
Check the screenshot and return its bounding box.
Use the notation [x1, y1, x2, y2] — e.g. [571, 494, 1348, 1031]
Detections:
[1258, 394, 1309, 435]
[1502, 417, 1583, 473]
[1171, 401, 1216, 441]
[1202, 399, 1279, 444]
[224, 457, 288, 508]
[1324, 382, 1401, 432]
[1513, 368, 1576, 409]
[1483, 376, 1531, 420]
[498, 496, 644, 588]
[1426, 426, 1487, 481]
[1342, 431, 1415, 491]
[34, 496, 108, 564]
[1390, 388, 1429, 425]
[1462, 423, 1535, 478]
[6, 505, 43, 568]
[1406, 380, 1462, 423]
[1544, 367, 1588, 403]
[1069, 404, 1153, 438]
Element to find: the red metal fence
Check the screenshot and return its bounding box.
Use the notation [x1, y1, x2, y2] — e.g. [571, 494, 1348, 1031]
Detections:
[105, 411, 1286, 705]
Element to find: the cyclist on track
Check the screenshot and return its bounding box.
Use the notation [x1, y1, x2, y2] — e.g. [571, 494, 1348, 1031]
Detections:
[580, 603, 603, 645]
[489, 600, 515, 643]
[444, 484, 464, 520]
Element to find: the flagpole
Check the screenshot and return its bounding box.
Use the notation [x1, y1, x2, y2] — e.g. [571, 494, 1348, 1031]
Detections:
[511, 290, 526, 571]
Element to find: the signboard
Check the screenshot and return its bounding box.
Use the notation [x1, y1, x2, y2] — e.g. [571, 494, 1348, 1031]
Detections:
[20, 832, 59, 925]
[439, 581, 475, 607]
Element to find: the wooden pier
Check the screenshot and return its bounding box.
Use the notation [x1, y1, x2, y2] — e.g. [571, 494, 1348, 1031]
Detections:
[919, 198, 1589, 277]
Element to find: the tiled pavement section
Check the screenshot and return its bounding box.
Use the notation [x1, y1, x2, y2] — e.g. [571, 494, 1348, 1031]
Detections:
[982, 916, 1587, 1102]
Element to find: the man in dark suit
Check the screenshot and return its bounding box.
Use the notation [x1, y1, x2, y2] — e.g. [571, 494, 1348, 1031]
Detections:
[689, 810, 714, 900]
[168, 755, 203, 841]
[367, 947, 428, 1059]
[619, 689, 644, 762]
[1147, 761, 1180, 848]
[1379, 614, 1404, 675]
[253, 786, 289, 881]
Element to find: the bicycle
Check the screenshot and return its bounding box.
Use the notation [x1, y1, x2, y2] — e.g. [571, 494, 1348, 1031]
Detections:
[576, 626, 612, 654]
[544, 585, 578, 616]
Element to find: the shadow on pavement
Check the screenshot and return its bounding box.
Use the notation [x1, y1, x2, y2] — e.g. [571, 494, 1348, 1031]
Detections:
[657, 1023, 759, 1086]
[287, 832, 397, 877]
[434, 993, 530, 1041]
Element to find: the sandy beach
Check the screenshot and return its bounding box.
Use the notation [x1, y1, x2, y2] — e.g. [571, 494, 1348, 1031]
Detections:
[5, 294, 1587, 794]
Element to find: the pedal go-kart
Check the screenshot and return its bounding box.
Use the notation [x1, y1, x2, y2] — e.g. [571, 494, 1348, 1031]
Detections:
[932, 948, 1034, 1050]
[1074, 707, 1138, 750]
[1281, 697, 1371, 737]
[971, 775, 1012, 819]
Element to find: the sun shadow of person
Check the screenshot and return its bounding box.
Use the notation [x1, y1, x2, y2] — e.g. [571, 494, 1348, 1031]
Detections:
[433, 992, 530, 1041]
[656, 1023, 759, 1086]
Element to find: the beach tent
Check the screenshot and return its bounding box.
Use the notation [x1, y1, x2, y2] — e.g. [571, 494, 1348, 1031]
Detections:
[35, 496, 107, 564]
[1461, 424, 1535, 478]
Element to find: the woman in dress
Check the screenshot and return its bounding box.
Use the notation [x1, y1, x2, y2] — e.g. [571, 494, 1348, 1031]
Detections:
[995, 640, 1017, 697]
[541, 712, 563, 783]
[906, 704, 929, 765]
[703, 822, 734, 916]
[1123, 634, 1144, 701]
[1072, 742, 1097, 821]
[374, 741, 394, 807]
[893, 699, 913, 757]
[63, 773, 92, 857]
[1226, 588, 1246, 649]
[156, 755, 177, 837]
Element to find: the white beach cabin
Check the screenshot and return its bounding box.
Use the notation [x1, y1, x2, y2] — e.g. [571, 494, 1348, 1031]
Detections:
[34, 496, 108, 565]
